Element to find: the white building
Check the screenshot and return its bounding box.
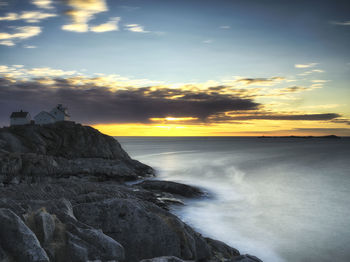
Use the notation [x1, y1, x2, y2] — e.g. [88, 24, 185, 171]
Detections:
[50, 104, 70, 121]
[33, 104, 70, 125]
[10, 110, 32, 126]
[34, 111, 56, 125]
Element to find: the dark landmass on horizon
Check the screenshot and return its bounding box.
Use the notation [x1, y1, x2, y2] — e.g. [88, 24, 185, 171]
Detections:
[258, 135, 341, 139]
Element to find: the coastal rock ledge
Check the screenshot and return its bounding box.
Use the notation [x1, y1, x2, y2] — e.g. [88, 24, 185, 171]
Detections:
[0, 122, 262, 262]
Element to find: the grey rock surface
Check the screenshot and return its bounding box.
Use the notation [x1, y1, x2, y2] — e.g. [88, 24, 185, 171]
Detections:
[74, 197, 211, 262]
[0, 208, 49, 262]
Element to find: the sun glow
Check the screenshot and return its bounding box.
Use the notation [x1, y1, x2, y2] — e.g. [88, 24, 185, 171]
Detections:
[150, 117, 198, 122]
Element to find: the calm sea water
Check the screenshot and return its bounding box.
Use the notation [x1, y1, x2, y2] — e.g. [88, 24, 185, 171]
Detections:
[117, 137, 350, 262]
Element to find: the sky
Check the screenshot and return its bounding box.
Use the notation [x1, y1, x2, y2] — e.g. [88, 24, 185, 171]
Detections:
[0, 0, 349, 136]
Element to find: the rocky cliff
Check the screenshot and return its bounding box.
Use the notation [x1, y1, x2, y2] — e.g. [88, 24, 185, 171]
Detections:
[0, 122, 153, 184]
[0, 122, 261, 262]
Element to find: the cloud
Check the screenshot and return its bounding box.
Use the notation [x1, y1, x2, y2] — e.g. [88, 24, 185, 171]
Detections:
[90, 17, 120, 32]
[0, 13, 17, 21]
[330, 21, 350, 26]
[0, 76, 259, 125]
[125, 24, 149, 33]
[0, 11, 57, 23]
[27, 67, 77, 77]
[311, 79, 328, 83]
[62, 0, 108, 33]
[24, 45, 37, 48]
[0, 26, 41, 46]
[301, 104, 340, 109]
[235, 77, 285, 86]
[19, 11, 56, 23]
[298, 69, 325, 76]
[62, 23, 88, 33]
[202, 39, 213, 44]
[0, 65, 343, 127]
[210, 112, 341, 122]
[0, 40, 14, 46]
[331, 119, 350, 125]
[31, 0, 54, 9]
[295, 63, 318, 68]
[220, 25, 230, 29]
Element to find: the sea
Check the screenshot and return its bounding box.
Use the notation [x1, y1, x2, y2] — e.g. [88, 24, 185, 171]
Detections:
[117, 137, 350, 262]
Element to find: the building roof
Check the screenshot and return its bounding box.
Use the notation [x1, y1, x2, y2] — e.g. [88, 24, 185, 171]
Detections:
[34, 111, 55, 119]
[10, 110, 29, 118]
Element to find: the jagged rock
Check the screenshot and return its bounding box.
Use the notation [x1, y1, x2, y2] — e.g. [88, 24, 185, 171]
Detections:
[139, 256, 187, 262]
[136, 180, 204, 198]
[74, 198, 211, 262]
[0, 208, 49, 262]
[21, 201, 125, 262]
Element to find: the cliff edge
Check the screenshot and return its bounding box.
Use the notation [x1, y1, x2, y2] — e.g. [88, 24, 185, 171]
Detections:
[0, 122, 153, 184]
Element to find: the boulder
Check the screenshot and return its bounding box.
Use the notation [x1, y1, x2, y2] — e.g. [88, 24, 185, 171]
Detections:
[74, 198, 211, 262]
[0, 208, 49, 262]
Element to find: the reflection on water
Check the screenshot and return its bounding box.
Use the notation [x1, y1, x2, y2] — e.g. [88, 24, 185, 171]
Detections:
[118, 137, 350, 262]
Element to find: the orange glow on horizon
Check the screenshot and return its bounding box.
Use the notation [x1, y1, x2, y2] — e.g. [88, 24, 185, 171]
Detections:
[92, 120, 350, 137]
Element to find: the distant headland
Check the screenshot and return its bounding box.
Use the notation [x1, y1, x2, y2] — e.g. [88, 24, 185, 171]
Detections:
[258, 135, 341, 139]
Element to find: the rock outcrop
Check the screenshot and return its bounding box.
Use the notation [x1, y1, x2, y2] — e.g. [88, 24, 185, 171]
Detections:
[0, 122, 261, 262]
[0, 122, 153, 184]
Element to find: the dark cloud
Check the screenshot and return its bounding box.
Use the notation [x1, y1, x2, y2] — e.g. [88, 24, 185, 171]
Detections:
[236, 77, 285, 86]
[211, 113, 341, 121]
[0, 77, 259, 125]
[229, 113, 340, 121]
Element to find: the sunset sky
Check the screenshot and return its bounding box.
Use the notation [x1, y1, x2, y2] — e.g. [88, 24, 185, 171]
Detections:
[0, 0, 349, 136]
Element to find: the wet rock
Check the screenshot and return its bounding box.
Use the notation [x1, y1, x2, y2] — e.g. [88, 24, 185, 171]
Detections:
[205, 237, 240, 259]
[136, 180, 204, 198]
[0, 208, 49, 262]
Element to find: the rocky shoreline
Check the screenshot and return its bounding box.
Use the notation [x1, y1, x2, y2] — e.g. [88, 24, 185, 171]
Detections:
[0, 122, 261, 262]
